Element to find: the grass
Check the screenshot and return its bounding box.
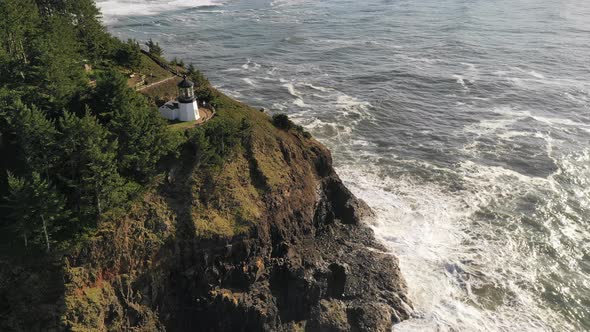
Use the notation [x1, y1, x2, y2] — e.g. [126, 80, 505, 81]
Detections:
[81, 56, 317, 255]
[13, 55, 323, 330]
[138, 53, 173, 84]
[168, 119, 200, 131]
[124, 53, 178, 92]
[140, 76, 183, 106]
[182, 87, 319, 238]
[191, 151, 262, 239]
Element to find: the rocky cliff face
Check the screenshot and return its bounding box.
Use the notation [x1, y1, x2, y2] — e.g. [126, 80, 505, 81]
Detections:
[2, 98, 412, 331]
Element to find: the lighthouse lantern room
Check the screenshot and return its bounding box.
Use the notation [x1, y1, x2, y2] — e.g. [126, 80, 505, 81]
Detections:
[159, 75, 200, 122]
[177, 75, 199, 121]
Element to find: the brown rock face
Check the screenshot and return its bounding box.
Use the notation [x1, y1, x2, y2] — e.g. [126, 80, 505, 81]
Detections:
[133, 126, 411, 331]
[4, 105, 412, 331]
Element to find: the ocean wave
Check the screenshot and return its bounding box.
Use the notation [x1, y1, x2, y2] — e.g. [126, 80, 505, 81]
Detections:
[337, 154, 582, 331]
[103, 0, 590, 328]
[452, 74, 468, 89]
[97, 0, 224, 22]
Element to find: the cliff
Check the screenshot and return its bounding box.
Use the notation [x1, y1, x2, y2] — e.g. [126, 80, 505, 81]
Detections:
[1, 93, 411, 331]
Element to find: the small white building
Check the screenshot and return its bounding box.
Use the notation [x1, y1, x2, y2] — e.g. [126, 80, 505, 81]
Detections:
[159, 75, 200, 122]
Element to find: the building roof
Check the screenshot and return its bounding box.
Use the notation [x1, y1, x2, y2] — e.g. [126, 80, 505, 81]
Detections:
[160, 100, 179, 111]
[178, 75, 194, 88]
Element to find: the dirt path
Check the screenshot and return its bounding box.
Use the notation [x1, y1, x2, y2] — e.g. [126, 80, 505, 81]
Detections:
[138, 75, 178, 91]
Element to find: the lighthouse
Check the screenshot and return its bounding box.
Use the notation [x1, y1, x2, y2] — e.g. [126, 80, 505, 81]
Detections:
[159, 75, 200, 121]
[177, 75, 199, 121]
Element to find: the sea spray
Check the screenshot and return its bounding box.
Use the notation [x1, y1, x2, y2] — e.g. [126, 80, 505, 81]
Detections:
[102, 0, 590, 329]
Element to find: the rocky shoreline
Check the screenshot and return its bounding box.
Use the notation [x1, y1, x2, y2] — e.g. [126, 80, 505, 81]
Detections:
[68, 120, 412, 331]
[1, 93, 412, 331]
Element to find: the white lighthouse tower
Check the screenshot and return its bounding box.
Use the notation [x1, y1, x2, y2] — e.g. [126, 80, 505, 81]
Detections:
[159, 75, 200, 121]
[177, 75, 199, 121]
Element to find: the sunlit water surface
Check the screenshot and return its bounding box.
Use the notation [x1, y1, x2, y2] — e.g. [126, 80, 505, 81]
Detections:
[98, 0, 590, 330]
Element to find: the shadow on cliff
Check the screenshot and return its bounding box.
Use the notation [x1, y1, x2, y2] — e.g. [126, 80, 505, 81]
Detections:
[158, 143, 260, 331]
[0, 245, 67, 331]
[158, 145, 200, 331]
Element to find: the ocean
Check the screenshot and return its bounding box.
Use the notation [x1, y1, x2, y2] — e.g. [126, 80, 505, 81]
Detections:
[97, 0, 590, 330]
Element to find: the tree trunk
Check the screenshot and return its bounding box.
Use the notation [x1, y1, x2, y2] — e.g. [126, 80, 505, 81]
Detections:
[41, 215, 50, 252]
[96, 189, 102, 219]
[18, 40, 28, 64]
[221, 133, 225, 155]
[7, 33, 15, 57]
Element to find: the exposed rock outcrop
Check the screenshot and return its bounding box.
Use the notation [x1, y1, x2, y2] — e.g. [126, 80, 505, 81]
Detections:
[2, 99, 412, 331]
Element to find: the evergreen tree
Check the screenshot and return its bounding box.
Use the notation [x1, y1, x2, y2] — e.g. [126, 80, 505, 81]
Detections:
[35, 0, 111, 60]
[89, 70, 136, 123]
[145, 38, 163, 57]
[0, 0, 40, 83]
[114, 39, 142, 70]
[65, 0, 110, 60]
[190, 69, 212, 102]
[187, 126, 215, 167]
[32, 16, 85, 110]
[13, 101, 58, 176]
[57, 111, 125, 222]
[205, 117, 241, 158]
[90, 70, 178, 180]
[5, 172, 67, 252]
[187, 64, 196, 75]
[0, 0, 184, 247]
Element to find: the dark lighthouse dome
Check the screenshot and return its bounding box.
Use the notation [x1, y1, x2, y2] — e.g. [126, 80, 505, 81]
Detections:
[178, 75, 194, 88]
[178, 75, 195, 103]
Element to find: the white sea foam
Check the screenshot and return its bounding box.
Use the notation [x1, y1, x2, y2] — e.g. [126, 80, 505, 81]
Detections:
[281, 82, 308, 106]
[459, 160, 549, 188]
[463, 106, 590, 144]
[270, 102, 287, 111]
[99, 1, 590, 330]
[461, 62, 477, 71]
[335, 95, 370, 112]
[326, 94, 589, 331]
[462, 108, 521, 136]
[293, 98, 307, 107]
[335, 151, 581, 332]
[335, 165, 499, 331]
[529, 70, 545, 79]
[241, 59, 251, 70]
[303, 83, 331, 92]
[282, 82, 301, 98]
[97, 0, 222, 22]
[453, 74, 467, 88]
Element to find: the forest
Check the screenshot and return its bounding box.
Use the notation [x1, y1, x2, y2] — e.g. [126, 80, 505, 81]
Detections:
[0, 0, 245, 254]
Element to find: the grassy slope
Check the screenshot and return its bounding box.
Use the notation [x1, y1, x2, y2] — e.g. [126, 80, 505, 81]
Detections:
[189, 92, 300, 238]
[59, 89, 322, 329]
[1, 48, 320, 330]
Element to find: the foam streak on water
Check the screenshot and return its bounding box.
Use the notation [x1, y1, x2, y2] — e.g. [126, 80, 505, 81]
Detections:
[102, 0, 590, 330]
[97, 0, 221, 23]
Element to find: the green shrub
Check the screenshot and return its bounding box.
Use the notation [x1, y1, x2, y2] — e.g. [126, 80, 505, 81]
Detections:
[271, 114, 312, 138]
[145, 39, 163, 57]
[113, 39, 142, 70]
[272, 113, 293, 130]
[185, 116, 251, 168]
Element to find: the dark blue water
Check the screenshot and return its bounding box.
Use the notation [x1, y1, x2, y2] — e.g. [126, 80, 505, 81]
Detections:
[99, 0, 590, 330]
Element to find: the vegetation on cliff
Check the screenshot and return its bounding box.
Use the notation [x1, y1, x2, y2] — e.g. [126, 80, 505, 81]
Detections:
[0, 0, 411, 330]
[0, 0, 223, 252]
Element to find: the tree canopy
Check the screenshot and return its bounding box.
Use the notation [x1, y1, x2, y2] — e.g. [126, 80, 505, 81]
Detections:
[0, 0, 232, 255]
[0, 0, 180, 252]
